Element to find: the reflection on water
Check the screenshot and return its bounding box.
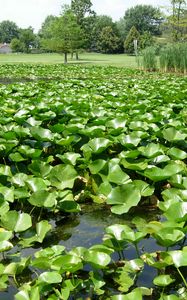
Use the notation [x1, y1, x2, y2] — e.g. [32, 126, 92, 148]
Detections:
[46, 204, 161, 251]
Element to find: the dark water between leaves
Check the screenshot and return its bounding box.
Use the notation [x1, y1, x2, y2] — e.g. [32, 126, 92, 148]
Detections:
[1, 205, 166, 299]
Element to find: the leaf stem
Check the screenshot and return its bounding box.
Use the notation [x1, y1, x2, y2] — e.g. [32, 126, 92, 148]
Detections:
[177, 267, 187, 289]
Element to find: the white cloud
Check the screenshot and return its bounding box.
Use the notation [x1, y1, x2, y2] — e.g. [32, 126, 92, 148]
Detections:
[0, 0, 170, 32]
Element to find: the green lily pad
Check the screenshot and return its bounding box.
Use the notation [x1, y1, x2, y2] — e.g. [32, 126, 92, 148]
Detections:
[89, 159, 107, 174]
[30, 126, 54, 141]
[26, 177, 48, 192]
[154, 228, 185, 247]
[153, 274, 175, 287]
[144, 162, 184, 182]
[38, 271, 62, 284]
[57, 152, 81, 165]
[87, 138, 111, 153]
[167, 147, 187, 160]
[162, 127, 186, 142]
[28, 190, 57, 208]
[107, 183, 141, 214]
[1, 211, 32, 232]
[107, 159, 130, 185]
[169, 248, 187, 267]
[139, 143, 164, 158]
[49, 164, 77, 190]
[84, 250, 111, 268]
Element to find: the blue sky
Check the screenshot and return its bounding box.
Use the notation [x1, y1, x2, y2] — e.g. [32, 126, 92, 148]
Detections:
[0, 0, 171, 32]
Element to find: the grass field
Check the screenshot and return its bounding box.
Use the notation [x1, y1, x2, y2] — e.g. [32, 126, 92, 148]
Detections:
[0, 52, 138, 68]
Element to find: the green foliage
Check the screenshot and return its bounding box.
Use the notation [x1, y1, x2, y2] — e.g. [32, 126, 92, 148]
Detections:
[0, 64, 186, 298]
[97, 26, 122, 54]
[90, 15, 119, 51]
[71, 0, 94, 25]
[10, 38, 25, 53]
[19, 27, 36, 53]
[42, 7, 84, 63]
[140, 31, 154, 49]
[166, 0, 187, 41]
[116, 17, 127, 41]
[38, 15, 57, 39]
[123, 5, 164, 37]
[124, 26, 140, 54]
[160, 42, 187, 73]
[0, 20, 19, 43]
[140, 46, 157, 71]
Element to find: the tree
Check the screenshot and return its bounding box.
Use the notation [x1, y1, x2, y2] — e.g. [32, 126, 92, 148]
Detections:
[71, 0, 94, 24]
[124, 26, 140, 54]
[38, 15, 57, 39]
[97, 26, 122, 54]
[123, 5, 164, 37]
[116, 18, 127, 41]
[88, 15, 121, 51]
[71, 0, 95, 58]
[167, 0, 187, 40]
[42, 7, 84, 63]
[140, 31, 154, 49]
[0, 20, 19, 43]
[19, 27, 36, 53]
[10, 38, 25, 52]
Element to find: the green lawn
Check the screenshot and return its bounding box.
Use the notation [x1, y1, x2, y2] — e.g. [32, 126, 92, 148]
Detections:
[0, 52, 138, 68]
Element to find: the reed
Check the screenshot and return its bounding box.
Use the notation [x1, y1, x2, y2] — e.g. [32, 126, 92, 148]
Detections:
[159, 43, 187, 74]
[140, 46, 157, 71]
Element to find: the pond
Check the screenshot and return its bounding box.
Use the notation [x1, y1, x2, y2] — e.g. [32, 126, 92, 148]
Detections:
[1, 205, 165, 299]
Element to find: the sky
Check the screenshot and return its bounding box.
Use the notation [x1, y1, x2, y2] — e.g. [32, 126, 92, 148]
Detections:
[0, 0, 171, 32]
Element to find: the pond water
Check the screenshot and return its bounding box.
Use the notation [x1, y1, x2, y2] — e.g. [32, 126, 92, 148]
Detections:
[0, 205, 177, 299]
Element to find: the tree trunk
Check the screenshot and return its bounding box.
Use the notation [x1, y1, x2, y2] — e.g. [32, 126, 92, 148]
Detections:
[76, 51, 79, 60]
[64, 52, 68, 64]
[71, 52, 74, 59]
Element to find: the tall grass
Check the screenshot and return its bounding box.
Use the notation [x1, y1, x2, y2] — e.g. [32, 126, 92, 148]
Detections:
[141, 43, 187, 73]
[159, 43, 187, 74]
[140, 46, 157, 71]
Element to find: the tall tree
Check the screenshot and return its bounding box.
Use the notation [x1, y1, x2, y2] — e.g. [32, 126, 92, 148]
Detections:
[0, 20, 19, 43]
[38, 15, 57, 39]
[71, 0, 95, 58]
[71, 0, 94, 24]
[168, 0, 187, 40]
[123, 5, 164, 37]
[116, 18, 127, 41]
[42, 7, 84, 63]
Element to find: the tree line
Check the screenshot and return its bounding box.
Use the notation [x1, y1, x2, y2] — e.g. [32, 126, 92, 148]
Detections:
[0, 0, 186, 63]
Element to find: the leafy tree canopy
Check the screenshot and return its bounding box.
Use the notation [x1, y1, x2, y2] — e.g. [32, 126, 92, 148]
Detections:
[10, 38, 25, 52]
[89, 15, 120, 51]
[0, 20, 19, 43]
[38, 15, 58, 39]
[19, 27, 36, 52]
[71, 0, 94, 24]
[123, 5, 164, 37]
[166, 0, 187, 41]
[97, 26, 122, 54]
[42, 6, 84, 63]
